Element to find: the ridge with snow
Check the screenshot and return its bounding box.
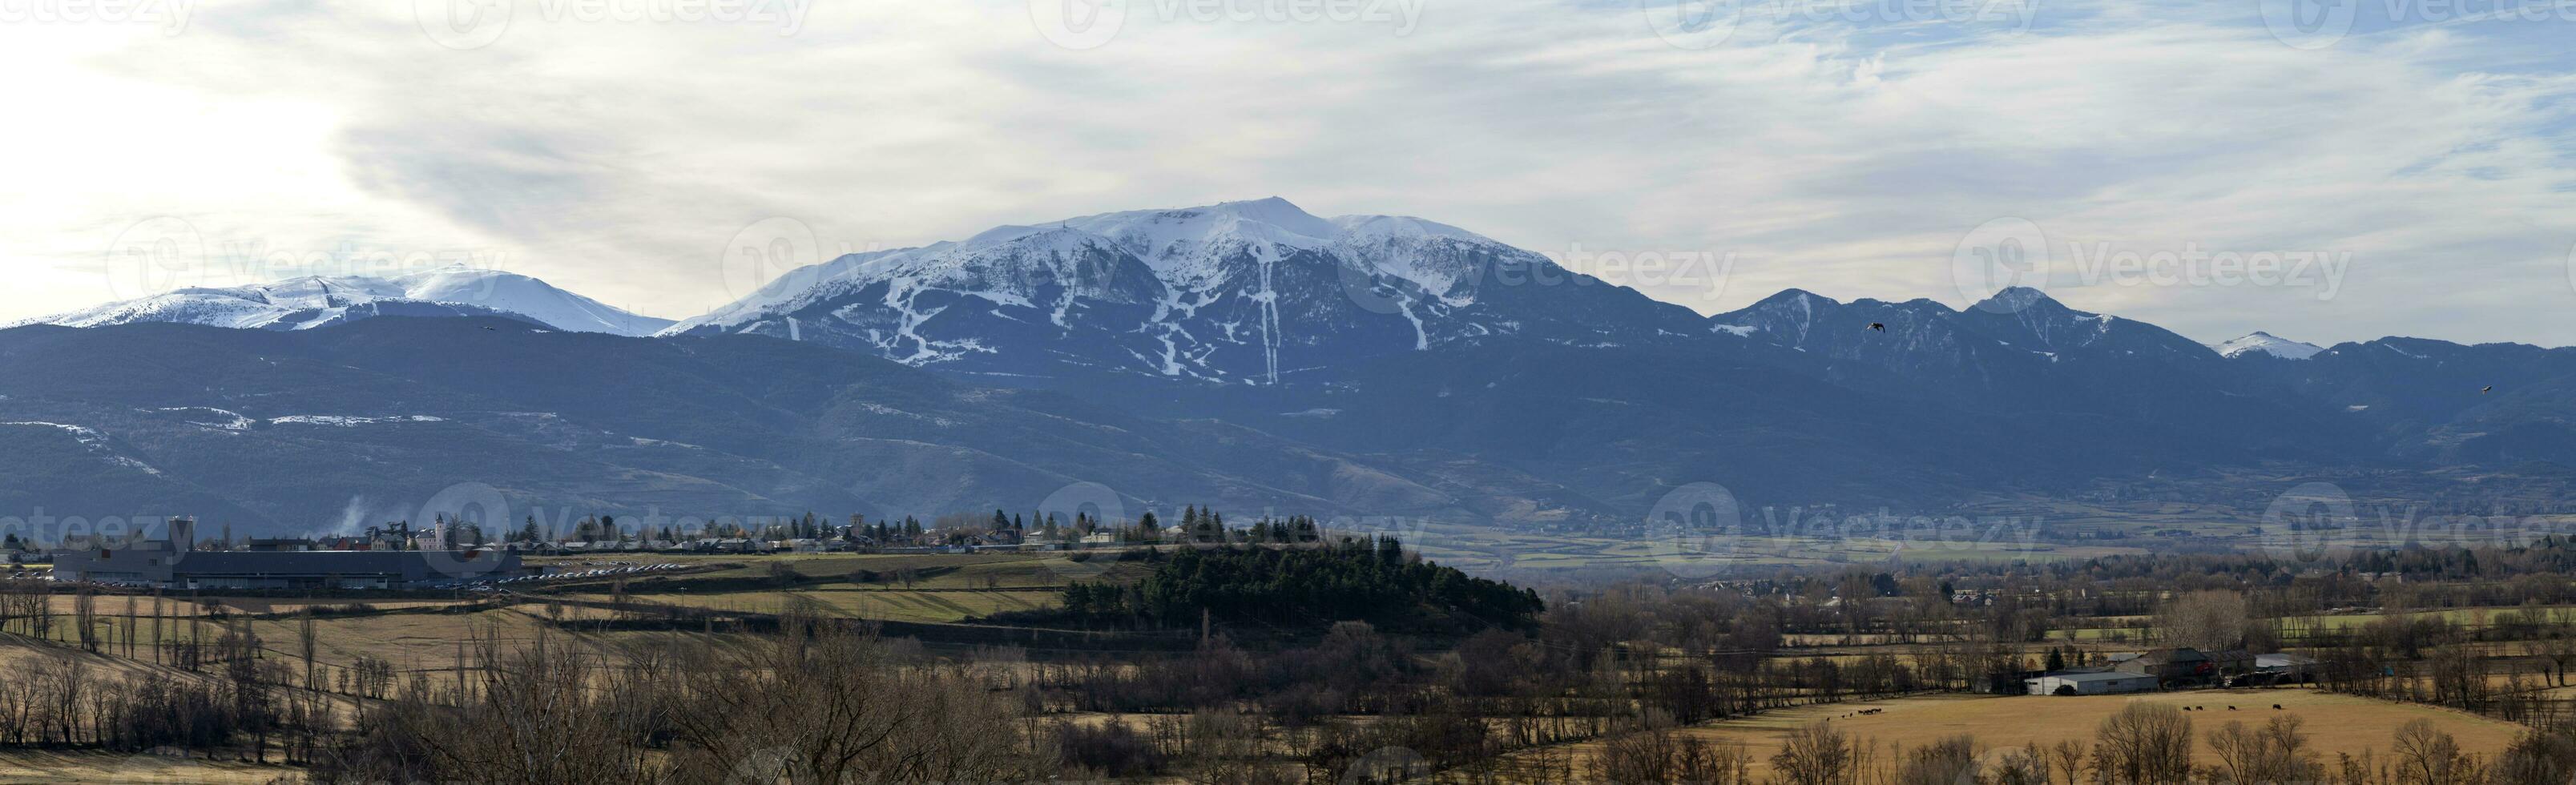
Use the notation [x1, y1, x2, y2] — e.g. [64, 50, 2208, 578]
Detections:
[2211, 332, 2325, 360]
[663, 197, 1707, 384]
[15, 266, 674, 337]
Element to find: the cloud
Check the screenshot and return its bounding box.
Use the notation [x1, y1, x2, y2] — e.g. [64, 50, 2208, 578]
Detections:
[1, 0, 2571, 345]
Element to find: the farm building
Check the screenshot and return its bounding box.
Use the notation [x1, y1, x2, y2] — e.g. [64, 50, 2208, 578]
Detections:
[2026, 671, 2159, 695]
[2116, 647, 2208, 678]
[2238, 652, 2321, 686]
[2256, 652, 2317, 675]
[2114, 646, 2252, 686]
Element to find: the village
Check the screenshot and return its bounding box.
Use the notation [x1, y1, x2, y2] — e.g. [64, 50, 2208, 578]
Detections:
[2019, 646, 2320, 695]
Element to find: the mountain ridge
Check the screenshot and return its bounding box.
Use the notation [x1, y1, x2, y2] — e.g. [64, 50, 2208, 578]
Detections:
[3, 199, 2565, 535]
[15, 265, 675, 337]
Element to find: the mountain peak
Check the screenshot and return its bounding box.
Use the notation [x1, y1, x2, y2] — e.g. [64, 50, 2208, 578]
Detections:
[2211, 331, 2325, 360]
[1973, 286, 2058, 313]
[1752, 288, 1839, 308]
[1058, 197, 1340, 264]
[18, 267, 671, 337]
[1219, 195, 1310, 215]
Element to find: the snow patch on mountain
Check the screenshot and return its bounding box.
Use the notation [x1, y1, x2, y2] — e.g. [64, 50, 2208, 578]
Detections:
[15, 266, 673, 336]
[664, 197, 1533, 340]
[157, 407, 254, 430]
[2211, 332, 2324, 360]
[659, 197, 1727, 384]
[268, 415, 449, 426]
[1065, 197, 1336, 288]
[391, 267, 673, 336]
[2, 421, 163, 475]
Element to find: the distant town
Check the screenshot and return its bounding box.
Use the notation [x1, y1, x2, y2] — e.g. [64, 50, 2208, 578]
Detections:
[18, 509, 1332, 590]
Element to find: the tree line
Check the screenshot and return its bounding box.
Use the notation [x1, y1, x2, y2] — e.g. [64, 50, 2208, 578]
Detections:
[1050, 536, 1544, 634]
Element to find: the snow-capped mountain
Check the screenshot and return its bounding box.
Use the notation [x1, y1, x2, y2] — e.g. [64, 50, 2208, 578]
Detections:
[663, 197, 1705, 384]
[2211, 331, 2325, 360]
[16, 266, 674, 336]
[4, 207, 2568, 532]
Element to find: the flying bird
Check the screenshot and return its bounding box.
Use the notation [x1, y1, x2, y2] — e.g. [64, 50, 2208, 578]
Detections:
[1868, 322, 1886, 332]
[2482, 386, 2493, 394]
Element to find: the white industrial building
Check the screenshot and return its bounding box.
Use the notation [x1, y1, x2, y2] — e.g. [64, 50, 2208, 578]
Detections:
[2025, 671, 2159, 695]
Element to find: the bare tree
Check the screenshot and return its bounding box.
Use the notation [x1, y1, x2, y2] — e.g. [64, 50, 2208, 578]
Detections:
[296, 610, 319, 694]
[1773, 721, 1862, 785]
[2050, 739, 2090, 785]
[2493, 725, 2576, 785]
[71, 590, 97, 652]
[1992, 743, 2051, 785]
[2206, 716, 2317, 785]
[659, 613, 1043, 784]
[2393, 719, 2482, 785]
[2157, 590, 2252, 653]
[1592, 718, 1681, 785]
[1895, 735, 1982, 785]
[2092, 702, 2194, 785]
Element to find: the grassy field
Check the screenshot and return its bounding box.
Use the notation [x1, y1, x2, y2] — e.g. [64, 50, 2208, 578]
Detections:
[2, 541, 2562, 783]
[527, 551, 1147, 589]
[0, 750, 286, 783]
[522, 550, 1151, 624]
[2042, 606, 2576, 644]
[577, 586, 1062, 623]
[0, 642, 380, 783]
[1404, 525, 2149, 574]
[19, 595, 476, 617]
[0, 602, 716, 673]
[1518, 689, 2525, 779]
[2281, 606, 2576, 631]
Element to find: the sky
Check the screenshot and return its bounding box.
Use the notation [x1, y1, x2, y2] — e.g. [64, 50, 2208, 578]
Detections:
[4, 0, 2574, 348]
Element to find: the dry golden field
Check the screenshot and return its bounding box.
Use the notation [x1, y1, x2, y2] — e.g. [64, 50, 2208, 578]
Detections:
[1518, 689, 2526, 779]
[0, 749, 284, 783]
